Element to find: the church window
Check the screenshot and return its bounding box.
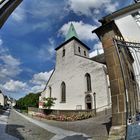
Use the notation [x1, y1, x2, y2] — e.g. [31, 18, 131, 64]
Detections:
[61, 82, 66, 102]
[84, 51, 86, 56]
[62, 49, 65, 57]
[49, 86, 52, 97]
[78, 47, 81, 53]
[85, 73, 92, 92]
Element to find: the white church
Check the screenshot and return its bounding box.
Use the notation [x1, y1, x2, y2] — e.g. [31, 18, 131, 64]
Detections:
[39, 24, 111, 112]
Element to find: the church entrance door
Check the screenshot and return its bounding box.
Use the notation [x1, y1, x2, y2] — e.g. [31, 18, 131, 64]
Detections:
[85, 94, 92, 110]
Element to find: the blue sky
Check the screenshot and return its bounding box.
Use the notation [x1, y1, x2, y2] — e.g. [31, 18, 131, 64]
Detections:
[0, 0, 134, 99]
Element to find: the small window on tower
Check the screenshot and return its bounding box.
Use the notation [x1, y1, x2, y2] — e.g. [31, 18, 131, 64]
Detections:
[78, 47, 81, 53]
[84, 51, 86, 56]
[62, 49, 65, 57]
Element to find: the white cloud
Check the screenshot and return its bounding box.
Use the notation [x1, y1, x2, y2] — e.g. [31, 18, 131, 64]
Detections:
[0, 55, 20, 66]
[1, 80, 27, 92]
[67, 0, 119, 16]
[32, 22, 48, 31]
[29, 69, 54, 93]
[28, 0, 67, 19]
[30, 85, 45, 93]
[0, 55, 22, 79]
[38, 38, 55, 62]
[0, 41, 22, 81]
[5, 0, 68, 35]
[31, 70, 53, 85]
[93, 42, 102, 50]
[59, 21, 98, 41]
[89, 42, 104, 57]
[0, 38, 3, 46]
[105, 2, 119, 13]
[89, 49, 104, 57]
[11, 5, 26, 22]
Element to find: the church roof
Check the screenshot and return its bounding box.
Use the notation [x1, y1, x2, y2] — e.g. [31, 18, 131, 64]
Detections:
[55, 24, 90, 51]
[55, 36, 90, 51]
[65, 23, 78, 41]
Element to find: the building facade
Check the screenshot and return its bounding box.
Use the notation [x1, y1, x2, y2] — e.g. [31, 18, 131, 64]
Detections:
[99, 2, 140, 90]
[0, 90, 5, 106]
[39, 24, 111, 112]
[93, 1, 140, 139]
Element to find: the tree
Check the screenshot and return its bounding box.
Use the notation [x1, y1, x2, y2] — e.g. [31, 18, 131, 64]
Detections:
[15, 92, 41, 110]
[43, 97, 56, 109]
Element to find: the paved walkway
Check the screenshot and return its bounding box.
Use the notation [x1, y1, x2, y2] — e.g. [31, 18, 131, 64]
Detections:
[22, 111, 111, 140]
[7, 109, 54, 140]
[0, 109, 111, 140]
[14, 110, 92, 140]
[0, 109, 18, 140]
[42, 114, 111, 139]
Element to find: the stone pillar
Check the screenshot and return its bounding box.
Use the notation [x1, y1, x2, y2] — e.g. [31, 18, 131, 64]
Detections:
[94, 22, 127, 139]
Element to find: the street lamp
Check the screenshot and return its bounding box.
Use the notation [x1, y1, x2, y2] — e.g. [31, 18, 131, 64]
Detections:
[93, 92, 96, 115]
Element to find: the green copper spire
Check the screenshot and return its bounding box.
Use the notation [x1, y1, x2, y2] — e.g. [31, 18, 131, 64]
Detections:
[65, 23, 78, 41]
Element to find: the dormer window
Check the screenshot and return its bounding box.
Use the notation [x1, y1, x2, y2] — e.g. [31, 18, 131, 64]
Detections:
[78, 47, 81, 53]
[62, 49, 65, 57]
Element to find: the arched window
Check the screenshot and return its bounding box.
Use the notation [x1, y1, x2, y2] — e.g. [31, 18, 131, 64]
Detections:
[85, 73, 92, 92]
[49, 86, 52, 97]
[61, 82, 66, 102]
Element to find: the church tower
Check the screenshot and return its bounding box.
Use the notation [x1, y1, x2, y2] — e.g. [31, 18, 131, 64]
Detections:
[55, 23, 90, 70]
[39, 22, 110, 113]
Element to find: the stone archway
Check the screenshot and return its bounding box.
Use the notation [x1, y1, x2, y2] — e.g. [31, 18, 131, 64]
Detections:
[93, 22, 138, 139]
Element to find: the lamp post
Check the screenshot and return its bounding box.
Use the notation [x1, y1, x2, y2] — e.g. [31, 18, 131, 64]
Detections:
[93, 92, 96, 115]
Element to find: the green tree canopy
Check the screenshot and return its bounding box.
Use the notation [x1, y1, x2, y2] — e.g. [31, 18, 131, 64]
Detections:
[15, 92, 41, 110]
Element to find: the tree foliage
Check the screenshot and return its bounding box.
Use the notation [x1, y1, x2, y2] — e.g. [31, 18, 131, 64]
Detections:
[15, 92, 41, 110]
[43, 97, 56, 109]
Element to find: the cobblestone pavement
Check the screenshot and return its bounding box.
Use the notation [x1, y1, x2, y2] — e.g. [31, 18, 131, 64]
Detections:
[6, 109, 55, 140]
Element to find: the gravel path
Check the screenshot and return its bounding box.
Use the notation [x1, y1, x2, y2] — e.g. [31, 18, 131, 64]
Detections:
[6, 109, 55, 140]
